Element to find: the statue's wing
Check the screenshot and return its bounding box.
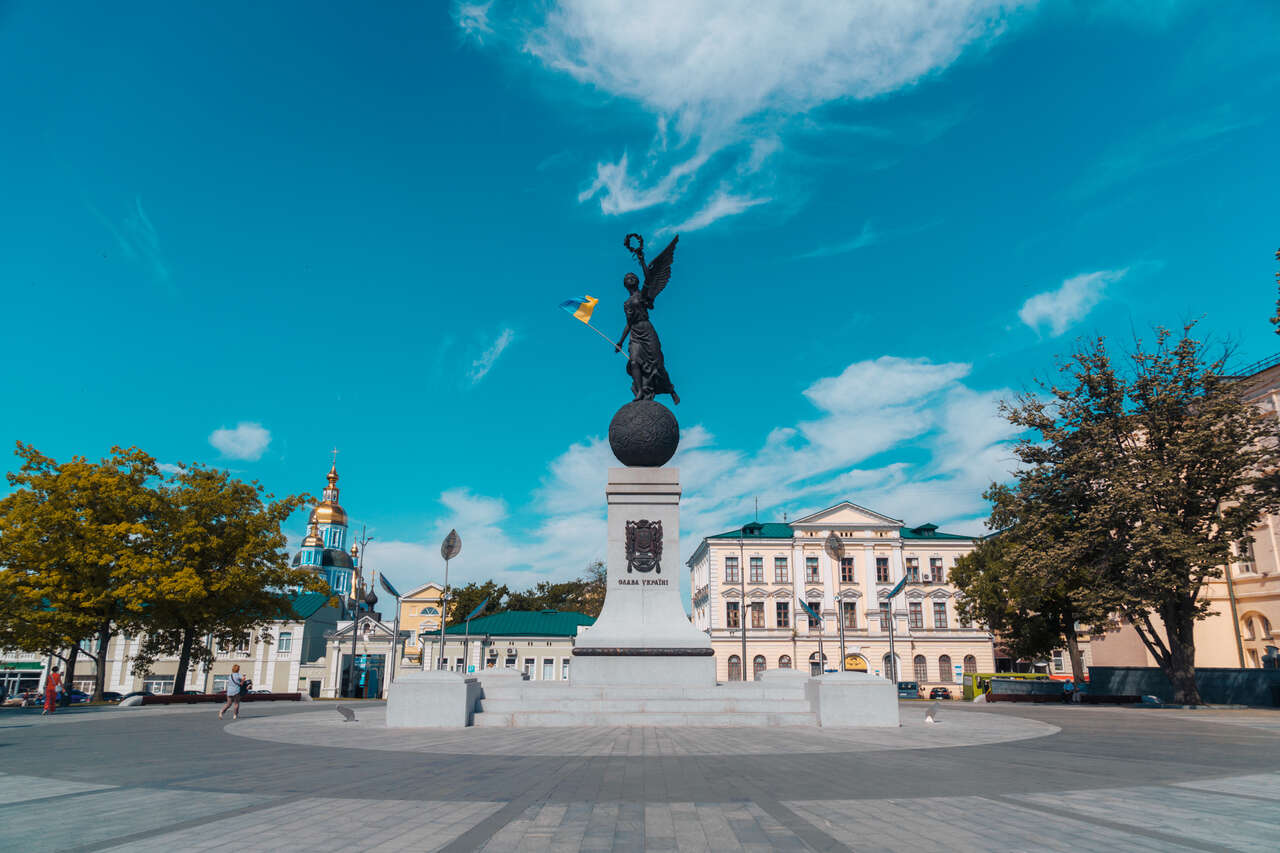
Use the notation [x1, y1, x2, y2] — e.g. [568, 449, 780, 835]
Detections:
[641, 235, 678, 305]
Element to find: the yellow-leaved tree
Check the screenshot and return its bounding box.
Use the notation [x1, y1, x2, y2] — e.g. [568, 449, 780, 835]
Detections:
[0, 443, 162, 700]
[130, 464, 325, 694]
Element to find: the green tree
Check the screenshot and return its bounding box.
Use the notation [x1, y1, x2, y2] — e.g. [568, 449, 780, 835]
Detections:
[999, 327, 1280, 703]
[129, 464, 323, 694]
[504, 561, 607, 617]
[444, 580, 508, 627]
[0, 443, 162, 700]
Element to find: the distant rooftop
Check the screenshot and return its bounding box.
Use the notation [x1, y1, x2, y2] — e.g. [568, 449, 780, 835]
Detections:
[442, 610, 594, 637]
[705, 521, 974, 541]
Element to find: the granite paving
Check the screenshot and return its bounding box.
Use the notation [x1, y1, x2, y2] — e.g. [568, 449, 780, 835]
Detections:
[1, 701, 1277, 851]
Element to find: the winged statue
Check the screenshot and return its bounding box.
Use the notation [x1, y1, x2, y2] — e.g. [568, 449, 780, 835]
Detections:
[615, 233, 680, 404]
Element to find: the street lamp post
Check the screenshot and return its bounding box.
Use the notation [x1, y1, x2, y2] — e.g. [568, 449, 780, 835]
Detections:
[825, 533, 844, 674]
[345, 525, 373, 698]
[437, 529, 461, 670]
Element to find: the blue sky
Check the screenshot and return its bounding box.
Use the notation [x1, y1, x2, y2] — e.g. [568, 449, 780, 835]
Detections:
[3, 1, 1279, 599]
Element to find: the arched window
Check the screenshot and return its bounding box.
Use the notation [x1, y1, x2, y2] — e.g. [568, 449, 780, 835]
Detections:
[809, 651, 828, 676]
[727, 655, 742, 682]
[1243, 617, 1256, 640]
[938, 655, 953, 683]
[420, 607, 439, 615]
[778, 655, 792, 669]
[913, 655, 928, 683]
[963, 655, 977, 675]
[882, 653, 896, 680]
[753, 655, 767, 680]
[1262, 615, 1273, 638]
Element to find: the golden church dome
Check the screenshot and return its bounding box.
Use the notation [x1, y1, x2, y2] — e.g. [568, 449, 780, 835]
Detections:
[301, 522, 324, 548]
[309, 502, 348, 526]
[309, 461, 348, 527]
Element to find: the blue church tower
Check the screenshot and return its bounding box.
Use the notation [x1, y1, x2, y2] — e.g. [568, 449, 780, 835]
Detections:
[292, 461, 358, 598]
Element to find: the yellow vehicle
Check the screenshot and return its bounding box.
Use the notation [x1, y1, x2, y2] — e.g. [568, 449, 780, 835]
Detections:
[963, 672, 1053, 701]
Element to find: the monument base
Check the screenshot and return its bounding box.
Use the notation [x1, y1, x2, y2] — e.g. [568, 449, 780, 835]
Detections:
[569, 652, 716, 686]
[385, 670, 481, 728]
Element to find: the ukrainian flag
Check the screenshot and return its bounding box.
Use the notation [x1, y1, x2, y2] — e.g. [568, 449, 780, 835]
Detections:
[559, 295, 598, 324]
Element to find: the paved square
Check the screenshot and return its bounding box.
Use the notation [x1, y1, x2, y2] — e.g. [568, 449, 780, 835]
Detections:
[2, 701, 1278, 851]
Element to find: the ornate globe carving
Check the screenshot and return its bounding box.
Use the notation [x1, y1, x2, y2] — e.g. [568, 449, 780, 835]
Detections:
[609, 400, 679, 467]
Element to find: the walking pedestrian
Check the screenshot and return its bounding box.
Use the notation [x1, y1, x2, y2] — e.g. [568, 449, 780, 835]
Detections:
[42, 666, 62, 716]
[218, 664, 246, 720]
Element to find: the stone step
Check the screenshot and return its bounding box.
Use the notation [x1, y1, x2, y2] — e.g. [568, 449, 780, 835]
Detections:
[477, 684, 809, 702]
[476, 697, 814, 714]
[471, 710, 820, 728]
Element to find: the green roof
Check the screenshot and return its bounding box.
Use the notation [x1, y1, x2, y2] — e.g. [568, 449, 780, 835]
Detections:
[705, 521, 974, 541]
[290, 591, 331, 620]
[444, 610, 595, 637]
[899, 524, 975, 541]
[707, 522, 795, 540]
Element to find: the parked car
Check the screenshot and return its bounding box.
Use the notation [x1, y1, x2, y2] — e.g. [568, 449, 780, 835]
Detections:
[101, 692, 124, 703]
[249, 689, 272, 695]
[2, 690, 41, 707]
[928, 686, 953, 700]
[182, 690, 204, 695]
[897, 681, 921, 699]
[65, 689, 90, 704]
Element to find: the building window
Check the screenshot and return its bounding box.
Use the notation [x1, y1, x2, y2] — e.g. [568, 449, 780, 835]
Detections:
[933, 602, 948, 629]
[876, 557, 890, 583]
[212, 675, 228, 693]
[807, 601, 823, 631]
[774, 557, 789, 583]
[778, 655, 792, 670]
[1052, 650, 1064, 672]
[842, 601, 856, 629]
[809, 652, 827, 676]
[913, 655, 928, 683]
[840, 557, 855, 583]
[930, 557, 944, 583]
[505, 655, 517, 669]
[727, 655, 742, 681]
[749, 557, 764, 584]
[1248, 649, 1261, 667]
[749, 601, 764, 629]
[959, 613, 973, 629]
[277, 631, 293, 653]
[882, 654, 896, 680]
[724, 557, 740, 583]
[522, 658, 534, 677]
[143, 676, 175, 694]
[905, 557, 919, 583]
[561, 659, 570, 680]
[879, 602, 891, 630]
[806, 556, 820, 583]
[908, 602, 923, 629]
[963, 655, 977, 675]
[939, 655, 953, 682]
[726, 601, 741, 629]
[775, 601, 790, 628]
[753, 655, 767, 681]
[542, 659, 554, 681]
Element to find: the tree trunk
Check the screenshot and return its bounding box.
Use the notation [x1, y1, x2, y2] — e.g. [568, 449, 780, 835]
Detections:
[171, 627, 195, 695]
[1163, 612, 1202, 705]
[93, 622, 112, 701]
[63, 644, 80, 699]
[1065, 628, 1086, 686]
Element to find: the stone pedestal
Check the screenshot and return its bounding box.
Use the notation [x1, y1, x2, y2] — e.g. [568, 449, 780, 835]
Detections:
[805, 671, 900, 727]
[571, 467, 714, 686]
[385, 670, 480, 728]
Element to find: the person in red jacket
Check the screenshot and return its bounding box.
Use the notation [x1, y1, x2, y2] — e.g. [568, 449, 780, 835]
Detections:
[42, 666, 62, 716]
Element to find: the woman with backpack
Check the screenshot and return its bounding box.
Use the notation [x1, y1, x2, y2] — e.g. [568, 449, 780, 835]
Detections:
[219, 664, 246, 720]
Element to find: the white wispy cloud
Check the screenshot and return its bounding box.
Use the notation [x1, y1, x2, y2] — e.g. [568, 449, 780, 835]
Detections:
[798, 221, 879, 259]
[208, 422, 272, 461]
[91, 196, 171, 283]
[1018, 268, 1127, 336]
[455, 2, 494, 40]
[468, 328, 516, 384]
[374, 355, 1018, 601]
[156, 462, 184, 475]
[460, 0, 1030, 229]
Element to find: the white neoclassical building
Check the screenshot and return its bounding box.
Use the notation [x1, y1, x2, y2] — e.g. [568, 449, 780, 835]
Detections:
[687, 502, 996, 692]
